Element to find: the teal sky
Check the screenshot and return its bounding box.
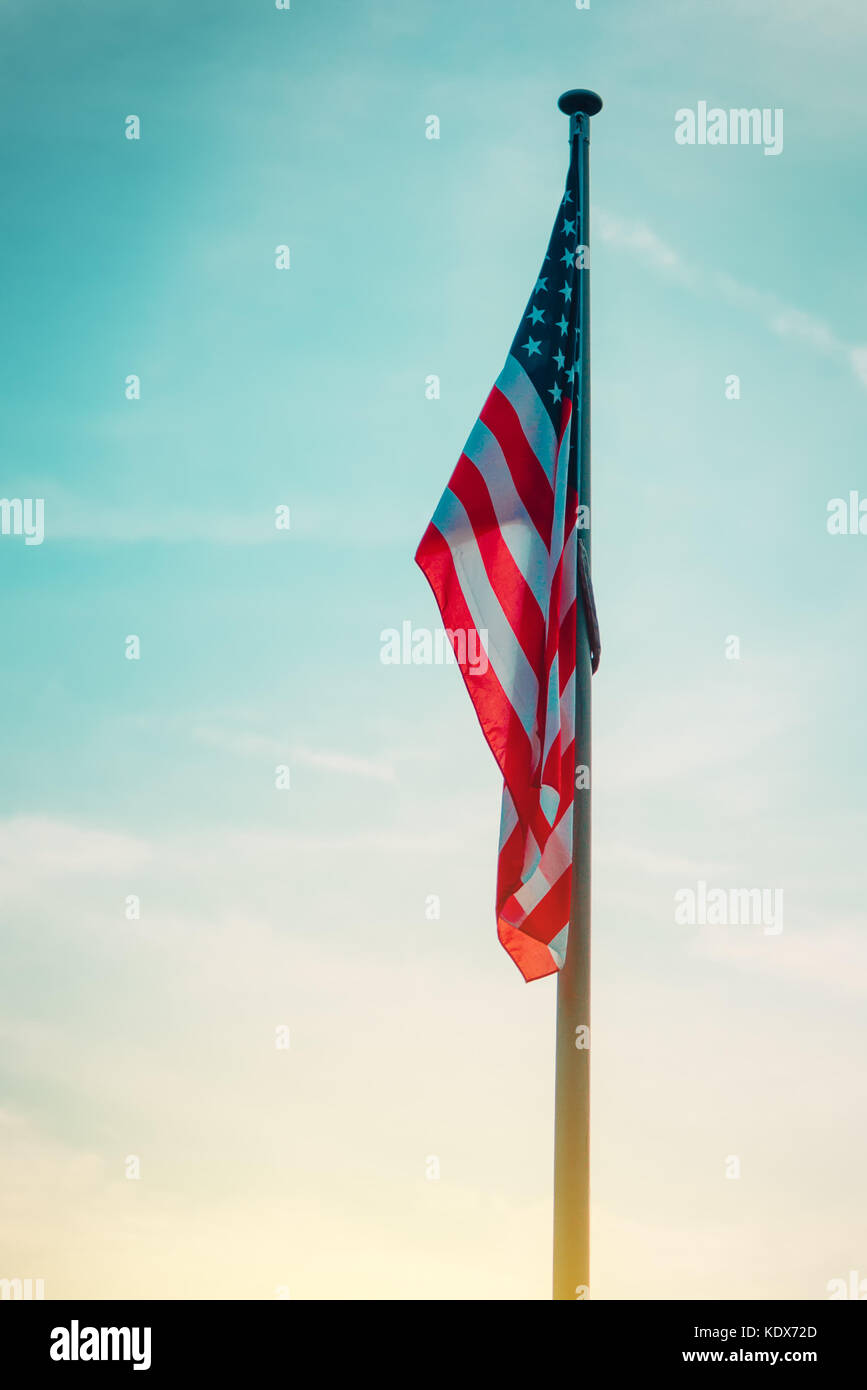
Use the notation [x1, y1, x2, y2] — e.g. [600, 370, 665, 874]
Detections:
[2, 0, 866, 1299]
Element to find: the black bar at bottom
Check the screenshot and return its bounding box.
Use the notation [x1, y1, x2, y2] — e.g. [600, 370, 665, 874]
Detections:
[1, 1298, 864, 1376]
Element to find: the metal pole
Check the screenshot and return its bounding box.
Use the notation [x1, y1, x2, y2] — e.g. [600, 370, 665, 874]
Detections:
[553, 88, 602, 1302]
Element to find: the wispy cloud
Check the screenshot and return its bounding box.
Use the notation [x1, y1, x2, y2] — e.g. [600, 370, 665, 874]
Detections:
[689, 922, 867, 999]
[292, 746, 397, 783]
[597, 209, 867, 389]
[192, 726, 287, 758]
[13, 481, 410, 549]
[0, 816, 151, 882]
[191, 725, 397, 782]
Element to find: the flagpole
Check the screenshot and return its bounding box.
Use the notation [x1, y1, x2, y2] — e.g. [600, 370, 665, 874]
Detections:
[553, 88, 602, 1302]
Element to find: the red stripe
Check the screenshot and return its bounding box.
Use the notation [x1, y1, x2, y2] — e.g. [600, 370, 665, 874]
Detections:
[447, 454, 546, 668]
[559, 736, 576, 804]
[558, 597, 578, 693]
[415, 522, 537, 805]
[517, 862, 572, 946]
[497, 918, 560, 983]
[480, 387, 554, 549]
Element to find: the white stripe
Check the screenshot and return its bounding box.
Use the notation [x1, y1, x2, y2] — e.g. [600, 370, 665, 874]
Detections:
[495, 355, 558, 481]
[546, 925, 568, 970]
[521, 829, 542, 880]
[541, 650, 561, 770]
[513, 868, 549, 918]
[498, 787, 518, 850]
[513, 815, 572, 916]
[432, 490, 541, 750]
[462, 419, 550, 613]
[543, 812, 572, 881]
[559, 527, 578, 615]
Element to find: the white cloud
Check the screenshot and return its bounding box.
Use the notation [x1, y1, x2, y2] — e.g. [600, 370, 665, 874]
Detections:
[690, 921, 867, 999]
[597, 209, 867, 390]
[292, 746, 396, 783]
[192, 725, 286, 758]
[849, 346, 867, 388]
[0, 816, 150, 879]
[192, 725, 397, 782]
[2, 807, 866, 1299]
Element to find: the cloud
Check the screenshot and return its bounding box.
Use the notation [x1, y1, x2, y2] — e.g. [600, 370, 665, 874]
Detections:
[768, 308, 840, 355]
[43, 497, 283, 546]
[191, 725, 397, 782]
[595, 843, 732, 881]
[192, 725, 287, 758]
[30, 485, 412, 549]
[690, 921, 867, 999]
[596, 667, 805, 799]
[2, 808, 866, 1299]
[0, 816, 150, 881]
[292, 746, 396, 783]
[595, 212, 698, 287]
[597, 210, 867, 390]
[0, 808, 554, 1299]
[849, 346, 867, 388]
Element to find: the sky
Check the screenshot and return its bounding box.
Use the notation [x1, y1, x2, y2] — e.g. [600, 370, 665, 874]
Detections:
[1, 0, 866, 1300]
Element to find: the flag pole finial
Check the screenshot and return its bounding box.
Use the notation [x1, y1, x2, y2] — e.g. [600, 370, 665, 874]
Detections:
[557, 89, 603, 117]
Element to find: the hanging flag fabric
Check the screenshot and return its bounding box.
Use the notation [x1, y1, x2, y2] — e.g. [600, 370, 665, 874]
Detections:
[415, 148, 594, 982]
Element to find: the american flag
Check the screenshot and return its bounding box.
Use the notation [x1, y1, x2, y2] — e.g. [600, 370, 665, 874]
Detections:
[415, 144, 598, 982]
